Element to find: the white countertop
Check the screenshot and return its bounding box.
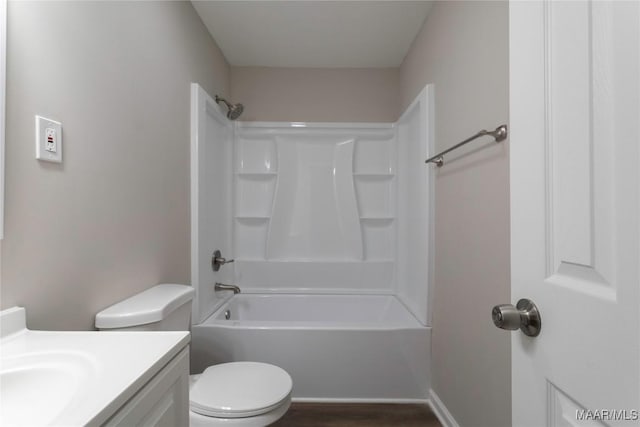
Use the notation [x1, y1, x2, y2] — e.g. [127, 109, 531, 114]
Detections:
[0, 307, 190, 426]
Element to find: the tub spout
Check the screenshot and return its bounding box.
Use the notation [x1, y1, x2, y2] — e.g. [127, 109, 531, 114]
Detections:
[214, 282, 241, 294]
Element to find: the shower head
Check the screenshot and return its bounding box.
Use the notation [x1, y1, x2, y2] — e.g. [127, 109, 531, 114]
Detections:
[215, 95, 244, 121]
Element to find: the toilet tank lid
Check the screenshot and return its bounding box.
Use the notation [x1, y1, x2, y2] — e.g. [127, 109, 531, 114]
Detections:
[95, 284, 195, 329]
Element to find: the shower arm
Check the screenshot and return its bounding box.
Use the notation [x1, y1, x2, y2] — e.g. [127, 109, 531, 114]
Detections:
[215, 95, 232, 109]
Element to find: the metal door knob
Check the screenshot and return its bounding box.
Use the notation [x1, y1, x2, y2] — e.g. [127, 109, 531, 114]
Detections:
[492, 298, 541, 337]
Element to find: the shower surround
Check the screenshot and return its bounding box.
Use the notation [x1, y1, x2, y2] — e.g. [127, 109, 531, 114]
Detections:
[190, 83, 434, 401]
[234, 122, 396, 291]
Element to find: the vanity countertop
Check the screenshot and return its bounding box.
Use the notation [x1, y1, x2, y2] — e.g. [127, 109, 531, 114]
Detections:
[0, 307, 190, 426]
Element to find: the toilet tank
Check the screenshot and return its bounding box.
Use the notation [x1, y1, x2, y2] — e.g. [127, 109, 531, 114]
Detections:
[95, 284, 195, 331]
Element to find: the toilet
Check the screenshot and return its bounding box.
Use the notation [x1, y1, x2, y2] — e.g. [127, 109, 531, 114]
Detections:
[95, 284, 292, 426]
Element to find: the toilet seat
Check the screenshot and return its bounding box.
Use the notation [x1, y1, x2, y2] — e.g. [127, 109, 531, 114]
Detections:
[190, 362, 293, 419]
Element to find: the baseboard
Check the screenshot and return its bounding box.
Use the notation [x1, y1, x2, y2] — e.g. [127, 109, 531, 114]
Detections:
[427, 389, 460, 427]
[292, 397, 430, 404]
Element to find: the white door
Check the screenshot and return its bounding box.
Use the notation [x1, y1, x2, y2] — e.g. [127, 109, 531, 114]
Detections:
[509, 1, 639, 426]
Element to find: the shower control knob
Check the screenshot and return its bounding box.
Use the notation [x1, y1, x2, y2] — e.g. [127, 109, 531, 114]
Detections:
[212, 249, 234, 272]
[491, 298, 541, 337]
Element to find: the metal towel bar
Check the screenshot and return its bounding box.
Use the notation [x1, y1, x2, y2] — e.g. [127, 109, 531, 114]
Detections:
[425, 124, 508, 167]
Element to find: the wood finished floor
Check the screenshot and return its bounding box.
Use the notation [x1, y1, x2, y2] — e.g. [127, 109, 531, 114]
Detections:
[271, 403, 442, 427]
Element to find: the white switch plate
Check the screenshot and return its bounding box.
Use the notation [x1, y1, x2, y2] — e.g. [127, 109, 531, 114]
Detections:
[35, 115, 62, 163]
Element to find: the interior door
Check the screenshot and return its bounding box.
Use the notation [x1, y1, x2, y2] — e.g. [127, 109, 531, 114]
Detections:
[509, 1, 639, 426]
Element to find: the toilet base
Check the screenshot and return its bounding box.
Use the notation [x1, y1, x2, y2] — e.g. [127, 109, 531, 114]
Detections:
[189, 398, 290, 426]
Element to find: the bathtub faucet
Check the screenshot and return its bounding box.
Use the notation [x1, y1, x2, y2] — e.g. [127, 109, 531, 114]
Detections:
[214, 282, 241, 294]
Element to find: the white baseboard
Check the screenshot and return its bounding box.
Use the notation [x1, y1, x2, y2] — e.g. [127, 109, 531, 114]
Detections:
[292, 397, 429, 404]
[427, 389, 460, 427]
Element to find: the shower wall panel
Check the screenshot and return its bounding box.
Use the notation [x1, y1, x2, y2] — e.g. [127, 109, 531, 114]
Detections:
[396, 86, 433, 326]
[233, 123, 397, 293]
[191, 84, 234, 323]
[267, 136, 362, 261]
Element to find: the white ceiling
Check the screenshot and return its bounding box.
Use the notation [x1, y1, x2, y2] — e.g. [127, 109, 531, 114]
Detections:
[191, 1, 433, 68]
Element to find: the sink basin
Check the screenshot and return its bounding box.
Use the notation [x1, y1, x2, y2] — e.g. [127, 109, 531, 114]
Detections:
[0, 306, 189, 425]
[0, 351, 99, 426]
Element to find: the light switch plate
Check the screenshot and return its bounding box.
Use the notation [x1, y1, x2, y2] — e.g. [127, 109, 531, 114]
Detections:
[35, 115, 62, 163]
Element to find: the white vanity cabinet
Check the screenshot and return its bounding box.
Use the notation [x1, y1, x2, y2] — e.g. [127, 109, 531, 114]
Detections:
[103, 347, 190, 426]
[0, 307, 191, 427]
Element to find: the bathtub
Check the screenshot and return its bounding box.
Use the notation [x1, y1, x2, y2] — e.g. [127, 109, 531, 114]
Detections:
[190, 294, 431, 402]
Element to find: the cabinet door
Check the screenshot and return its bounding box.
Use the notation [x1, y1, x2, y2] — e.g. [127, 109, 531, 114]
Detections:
[104, 348, 189, 427]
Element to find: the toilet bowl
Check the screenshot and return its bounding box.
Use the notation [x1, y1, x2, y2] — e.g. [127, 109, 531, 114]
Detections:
[190, 362, 291, 427]
[95, 284, 292, 426]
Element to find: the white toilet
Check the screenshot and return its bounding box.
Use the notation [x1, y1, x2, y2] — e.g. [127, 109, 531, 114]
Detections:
[95, 284, 292, 426]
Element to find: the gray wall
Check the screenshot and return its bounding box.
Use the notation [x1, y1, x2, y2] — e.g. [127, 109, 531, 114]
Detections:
[230, 66, 399, 122]
[400, 2, 511, 426]
[1, 1, 229, 330]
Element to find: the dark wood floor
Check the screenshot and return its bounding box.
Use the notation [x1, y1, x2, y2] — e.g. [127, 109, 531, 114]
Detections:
[271, 403, 442, 427]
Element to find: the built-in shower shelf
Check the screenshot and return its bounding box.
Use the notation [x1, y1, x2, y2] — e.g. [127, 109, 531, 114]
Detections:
[359, 216, 395, 222]
[353, 173, 394, 179]
[354, 171, 394, 219]
[236, 172, 278, 178]
[234, 216, 270, 261]
[236, 172, 277, 219]
[235, 216, 270, 221]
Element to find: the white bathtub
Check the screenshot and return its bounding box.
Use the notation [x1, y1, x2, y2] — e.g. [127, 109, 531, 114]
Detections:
[190, 294, 431, 402]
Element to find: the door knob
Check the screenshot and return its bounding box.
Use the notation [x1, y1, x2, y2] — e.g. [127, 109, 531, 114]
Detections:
[492, 298, 541, 337]
[211, 249, 234, 272]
